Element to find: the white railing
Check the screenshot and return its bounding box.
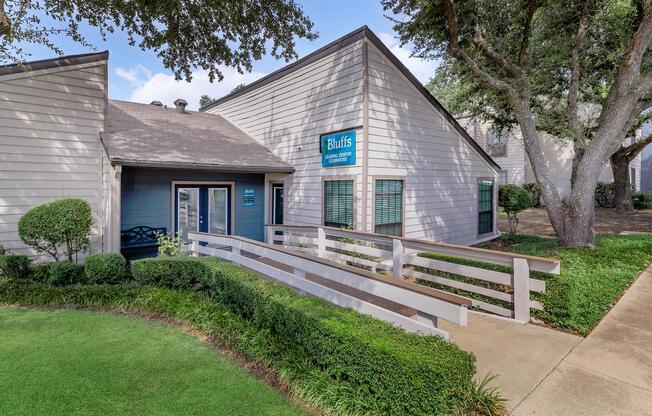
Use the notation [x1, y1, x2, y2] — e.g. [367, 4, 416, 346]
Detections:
[265, 224, 560, 323]
[188, 231, 471, 339]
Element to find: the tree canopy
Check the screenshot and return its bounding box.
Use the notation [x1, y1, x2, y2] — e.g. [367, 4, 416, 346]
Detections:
[383, 0, 652, 246]
[0, 0, 316, 82]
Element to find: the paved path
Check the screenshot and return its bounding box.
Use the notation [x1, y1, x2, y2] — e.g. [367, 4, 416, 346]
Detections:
[441, 314, 581, 407]
[512, 264, 652, 415]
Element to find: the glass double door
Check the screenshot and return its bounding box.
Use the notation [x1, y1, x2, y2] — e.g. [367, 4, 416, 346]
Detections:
[176, 185, 231, 241]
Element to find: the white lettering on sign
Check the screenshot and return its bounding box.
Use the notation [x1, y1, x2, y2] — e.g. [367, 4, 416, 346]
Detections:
[327, 136, 352, 150]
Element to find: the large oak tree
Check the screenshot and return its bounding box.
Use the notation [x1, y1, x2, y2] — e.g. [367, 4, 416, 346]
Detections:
[383, 0, 652, 246]
[0, 0, 316, 82]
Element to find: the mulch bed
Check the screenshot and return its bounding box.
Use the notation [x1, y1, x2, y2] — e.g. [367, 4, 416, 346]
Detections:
[500, 208, 652, 237]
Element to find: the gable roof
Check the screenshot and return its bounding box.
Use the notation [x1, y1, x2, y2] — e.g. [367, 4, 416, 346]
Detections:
[200, 26, 500, 171]
[0, 51, 109, 77]
[103, 100, 294, 173]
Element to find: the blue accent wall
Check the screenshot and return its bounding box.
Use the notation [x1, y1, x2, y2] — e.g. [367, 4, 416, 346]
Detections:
[121, 167, 266, 241]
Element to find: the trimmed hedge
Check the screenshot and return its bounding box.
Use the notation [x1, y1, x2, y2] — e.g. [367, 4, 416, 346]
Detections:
[49, 261, 85, 287]
[130, 257, 476, 415]
[84, 253, 127, 284]
[0, 255, 30, 280]
[633, 191, 652, 210]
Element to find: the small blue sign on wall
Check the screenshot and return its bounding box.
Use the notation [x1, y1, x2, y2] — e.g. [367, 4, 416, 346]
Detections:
[321, 130, 356, 167]
[243, 188, 255, 207]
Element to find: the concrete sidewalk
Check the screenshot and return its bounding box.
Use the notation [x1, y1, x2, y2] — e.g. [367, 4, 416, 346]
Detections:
[512, 264, 652, 415]
[441, 313, 581, 406]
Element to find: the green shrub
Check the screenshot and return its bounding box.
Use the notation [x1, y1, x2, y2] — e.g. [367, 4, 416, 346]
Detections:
[84, 253, 127, 284]
[49, 260, 85, 286]
[594, 182, 615, 208]
[0, 255, 31, 279]
[29, 264, 51, 283]
[155, 232, 184, 257]
[131, 257, 212, 291]
[632, 191, 652, 210]
[498, 185, 533, 234]
[130, 257, 476, 415]
[462, 374, 509, 416]
[18, 198, 93, 262]
[522, 182, 542, 207]
[0, 244, 7, 255]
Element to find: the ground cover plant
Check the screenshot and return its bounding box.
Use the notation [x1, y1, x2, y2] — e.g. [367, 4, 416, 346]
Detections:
[419, 234, 652, 335]
[0, 306, 307, 416]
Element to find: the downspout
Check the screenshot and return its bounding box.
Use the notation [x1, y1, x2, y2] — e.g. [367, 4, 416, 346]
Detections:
[361, 40, 370, 232]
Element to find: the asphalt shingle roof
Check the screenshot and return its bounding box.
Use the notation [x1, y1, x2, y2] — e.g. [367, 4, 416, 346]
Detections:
[103, 99, 294, 173]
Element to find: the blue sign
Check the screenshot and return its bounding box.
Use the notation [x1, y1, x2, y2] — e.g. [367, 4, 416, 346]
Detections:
[243, 188, 255, 207]
[321, 130, 356, 167]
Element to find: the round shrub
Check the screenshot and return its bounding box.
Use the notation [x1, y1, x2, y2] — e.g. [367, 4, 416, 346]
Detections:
[632, 191, 652, 210]
[594, 182, 615, 208]
[29, 263, 52, 283]
[0, 255, 31, 280]
[498, 185, 533, 234]
[85, 253, 127, 284]
[18, 198, 93, 262]
[522, 182, 542, 207]
[49, 260, 85, 286]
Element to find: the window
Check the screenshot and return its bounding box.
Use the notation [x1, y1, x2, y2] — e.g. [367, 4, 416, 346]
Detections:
[324, 180, 353, 228]
[631, 168, 637, 191]
[478, 179, 494, 235]
[498, 170, 508, 185]
[374, 179, 403, 236]
[487, 130, 507, 157]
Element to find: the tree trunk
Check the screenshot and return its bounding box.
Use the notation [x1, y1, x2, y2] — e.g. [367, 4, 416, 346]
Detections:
[611, 153, 633, 213]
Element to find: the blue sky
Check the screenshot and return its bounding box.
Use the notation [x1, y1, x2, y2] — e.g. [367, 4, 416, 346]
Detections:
[18, 0, 435, 109]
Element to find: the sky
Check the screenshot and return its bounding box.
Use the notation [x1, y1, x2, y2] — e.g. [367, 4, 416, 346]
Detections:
[14, 0, 436, 110]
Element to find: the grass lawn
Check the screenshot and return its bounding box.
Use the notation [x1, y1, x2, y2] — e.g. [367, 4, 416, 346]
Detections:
[421, 234, 652, 335]
[502, 233, 652, 334]
[0, 307, 307, 416]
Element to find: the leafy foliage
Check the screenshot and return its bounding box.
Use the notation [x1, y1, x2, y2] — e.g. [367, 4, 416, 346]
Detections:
[498, 185, 533, 234]
[0, 0, 316, 82]
[84, 253, 127, 284]
[462, 374, 509, 416]
[48, 260, 85, 287]
[594, 182, 616, 208]
[132, 256, 210, 291]
[18, 198, 92, 262]
[0, 255, 30, 280]
[522, 183, 542, 208]
[0, 244, 7, 255]
[199, 94, 217, 108]
[130, 256, 477, 415]
[155, 232, 184, 257]
[632, 191, 652, 209]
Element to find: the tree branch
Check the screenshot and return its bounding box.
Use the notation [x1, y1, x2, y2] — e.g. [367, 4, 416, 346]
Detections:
[441, 0, 516, 94]
[568, 2, 588, 143]
[518, 0, 538, 66]
[0, 0, 11, 37]
[472, 24, 523, 76]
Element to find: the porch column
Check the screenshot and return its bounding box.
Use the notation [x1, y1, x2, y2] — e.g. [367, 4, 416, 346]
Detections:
[110, 164, 122, 253]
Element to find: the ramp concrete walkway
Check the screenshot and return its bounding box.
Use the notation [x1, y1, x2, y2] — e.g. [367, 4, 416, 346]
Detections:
[512, 264, 652, 415]
[441, 314, 581, 407]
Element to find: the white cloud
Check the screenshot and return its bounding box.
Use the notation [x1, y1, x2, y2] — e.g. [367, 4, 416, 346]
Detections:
[115, 64, 152, 87]
[116, 65, 267, 110]
[377, 32, 435, 84]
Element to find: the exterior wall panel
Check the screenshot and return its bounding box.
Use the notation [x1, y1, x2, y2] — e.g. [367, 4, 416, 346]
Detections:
[0, 61, 107, 259]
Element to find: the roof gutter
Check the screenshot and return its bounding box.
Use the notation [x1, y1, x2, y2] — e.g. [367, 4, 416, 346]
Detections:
[111, 159, 295, 174]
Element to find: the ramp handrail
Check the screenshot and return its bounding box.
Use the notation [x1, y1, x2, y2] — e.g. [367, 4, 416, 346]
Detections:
[188, 231, 471, 339]
[265, 224, 560, 322]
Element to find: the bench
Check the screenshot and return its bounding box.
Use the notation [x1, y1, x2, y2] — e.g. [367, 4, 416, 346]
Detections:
[121, 226, 166, 260]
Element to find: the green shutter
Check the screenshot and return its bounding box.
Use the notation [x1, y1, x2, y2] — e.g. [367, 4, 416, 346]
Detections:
[478, 180, 493, 234]
[374, 179, 403, 236]
[324, 180, 353, 228]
